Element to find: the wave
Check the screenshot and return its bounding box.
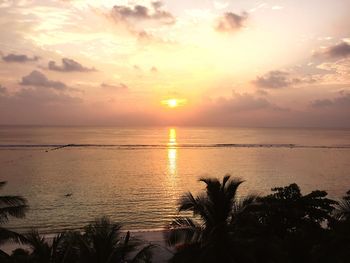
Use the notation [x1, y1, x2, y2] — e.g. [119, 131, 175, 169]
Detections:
[1, 143, 350, 150]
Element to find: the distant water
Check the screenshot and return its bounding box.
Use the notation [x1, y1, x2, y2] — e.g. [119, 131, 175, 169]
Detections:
[1, 126, 350, 233]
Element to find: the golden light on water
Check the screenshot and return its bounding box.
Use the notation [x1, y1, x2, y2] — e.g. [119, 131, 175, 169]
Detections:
[167, 128, 177, 176]
[168, 128, 177, 146]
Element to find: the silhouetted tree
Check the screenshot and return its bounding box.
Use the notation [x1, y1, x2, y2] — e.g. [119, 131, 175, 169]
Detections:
[78, 217, 153, 263]
[166, 175, 258, 263]
[311, 190, 350, 263]
[10, 217, 153, 263]
[0, 181, 28, 255]
[255, 183, 337, 263]
[23, 230, 81, 263]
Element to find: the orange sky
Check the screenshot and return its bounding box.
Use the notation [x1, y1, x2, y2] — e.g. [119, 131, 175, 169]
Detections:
[0, 0, 349, 127]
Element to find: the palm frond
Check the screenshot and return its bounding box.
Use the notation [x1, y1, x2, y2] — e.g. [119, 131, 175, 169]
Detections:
[24, 229, 47, 249]
[0, 195, 27, 207]
[0, 227, 27, 245]
[51, 232, 66, 260]
[178, 193, 213, 225]
[0, 249, 10, 259]
[222, 175, 231, 189]
[130, 244, 155, 263]
[224, 178, 244, 201]
[335, 198, 350, 220]
[0, 205, 28, 223]
[167, 217, 202, 247]
[199, 178, 221, 204]
[232, 195, 258, 215]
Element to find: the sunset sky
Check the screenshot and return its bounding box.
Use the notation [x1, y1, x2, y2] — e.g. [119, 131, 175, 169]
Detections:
[0, 0, 349, 127]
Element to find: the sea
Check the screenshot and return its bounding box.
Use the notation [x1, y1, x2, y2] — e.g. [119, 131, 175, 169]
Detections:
[1, 126, 350, 233]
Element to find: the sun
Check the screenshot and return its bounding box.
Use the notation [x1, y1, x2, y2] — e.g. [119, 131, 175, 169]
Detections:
[167, 99, 178, 108]
[161, 98, 186, 108]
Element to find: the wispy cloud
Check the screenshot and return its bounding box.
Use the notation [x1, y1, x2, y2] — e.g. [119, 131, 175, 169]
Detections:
[2, 53, 39, 63]
[110, 2, 175, 25]
[311, 93, 350, 108]
[0, 84, 7, 94]
[319, 42, 350, 58]
[253, 70, 315, 89]
[20, 70, 66, 90]
[101, 82, 128, 91]
[48, 58, 96, 72]
[215, 12, 248, 32]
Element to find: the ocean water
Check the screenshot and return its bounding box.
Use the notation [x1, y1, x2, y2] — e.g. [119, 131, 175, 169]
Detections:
[1, 126, 350, 233]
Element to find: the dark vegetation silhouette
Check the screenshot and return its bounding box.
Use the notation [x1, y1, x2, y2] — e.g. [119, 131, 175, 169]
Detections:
[166, 176, 350, 263]
[165, 176, 259, 262]
[1, 177, 350, 263]
[0, 181, 28, 253]
[1, 218, 154, 263]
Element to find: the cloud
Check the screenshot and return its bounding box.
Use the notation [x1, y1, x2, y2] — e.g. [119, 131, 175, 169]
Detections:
[101, 82, 128, 91]
[253, 70, 315, 89]
[2, 53, 39, 63]
[181, 92, 291, 127]
[311, 93, 350, 108]
[136, 29, 174, 45]
[48, 58, 96, 72]
[215, 12, 248, 32]
[254, 71, 291, 89]
[15, 87, 81, 104]
[0, 85, 7, 95]
[256, 89, 269, 96]
[110, 2, 175, 25]
[206, 92, 288, 112]
[20, 70, 66, 90]
[320, 42, 350, 59]
[105, 2, 176, 43]
[315, 58, 350, 83]
[0, 84, 82, 125]
[137, 30, 161, 43]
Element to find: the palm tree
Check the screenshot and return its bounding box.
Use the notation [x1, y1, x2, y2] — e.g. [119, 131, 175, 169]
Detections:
[78, 217, 153, 263]
[166, 175, 258, 263]
[23, 230, 80, 263]
[24, 230, 58, 263]
[22, 218, 154, 263]
[0, 181, 28, 247]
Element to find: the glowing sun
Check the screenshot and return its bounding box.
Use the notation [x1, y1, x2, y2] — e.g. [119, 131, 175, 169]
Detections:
[161, 98, 186, 108]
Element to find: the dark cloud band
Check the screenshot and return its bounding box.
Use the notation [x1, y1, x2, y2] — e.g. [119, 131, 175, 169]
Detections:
[20, 70, 66, 90]
[2, 53, 39, 63]
[111, 2, 175, 25]
[48, 58, 96, 72]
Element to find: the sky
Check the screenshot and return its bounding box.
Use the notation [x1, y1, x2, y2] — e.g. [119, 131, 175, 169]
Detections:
[0, 0, 349, 127]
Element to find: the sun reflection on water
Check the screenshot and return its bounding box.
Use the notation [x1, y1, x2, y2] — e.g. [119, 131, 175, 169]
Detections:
[167, 128, 177, 177]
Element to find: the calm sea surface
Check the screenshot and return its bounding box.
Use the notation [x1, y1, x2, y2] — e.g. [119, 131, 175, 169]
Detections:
[1, 126, 350, 233]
